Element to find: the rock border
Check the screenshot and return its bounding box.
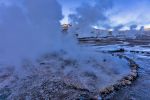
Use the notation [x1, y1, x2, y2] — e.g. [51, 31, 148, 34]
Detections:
[75, 53, 139, 100]
[99, 54, 139, 99]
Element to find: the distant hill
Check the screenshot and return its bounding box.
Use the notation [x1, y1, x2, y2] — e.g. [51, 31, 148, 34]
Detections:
[145, 28, 150, 31]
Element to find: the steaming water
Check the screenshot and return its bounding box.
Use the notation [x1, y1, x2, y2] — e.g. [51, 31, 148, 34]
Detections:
[0, 0, 146, 99]
[109, 50, 150, 99]
[0, 48, 131, 99]
[0, 0, 132, 99]
[0, 0, 63, 66]
[90, 43, 150, 99]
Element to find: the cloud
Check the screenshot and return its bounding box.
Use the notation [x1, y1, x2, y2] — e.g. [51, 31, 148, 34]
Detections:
[58, 0, 94, 24]
[108, 0, 150, 27]
[60, 0, 150, 28]
[69, 0, 113, 34]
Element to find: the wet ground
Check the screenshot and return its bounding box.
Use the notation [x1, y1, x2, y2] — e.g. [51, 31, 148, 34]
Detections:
[0, 43, 131, 100]
[111, 52, 150, 100]
[88, 39, 150, 100]
[0, 37, 149, 100]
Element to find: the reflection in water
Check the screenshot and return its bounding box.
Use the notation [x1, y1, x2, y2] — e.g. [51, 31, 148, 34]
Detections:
[110, 48, 150, 100]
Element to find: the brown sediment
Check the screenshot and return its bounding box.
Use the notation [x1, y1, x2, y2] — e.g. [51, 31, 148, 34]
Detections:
[99, 54, 139, 100]
[68, 54, 139, 100]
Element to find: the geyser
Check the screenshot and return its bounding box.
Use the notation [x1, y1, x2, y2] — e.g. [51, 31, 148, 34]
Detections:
[0, 0, 131, 99]
[0, 0, 63, 66]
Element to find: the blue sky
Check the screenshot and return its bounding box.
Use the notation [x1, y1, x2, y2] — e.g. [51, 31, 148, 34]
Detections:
[58, 0, 150, 29]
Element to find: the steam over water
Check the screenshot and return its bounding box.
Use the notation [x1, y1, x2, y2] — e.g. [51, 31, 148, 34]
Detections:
[0, 0, 63, 65]
[0, 0, 132, 99]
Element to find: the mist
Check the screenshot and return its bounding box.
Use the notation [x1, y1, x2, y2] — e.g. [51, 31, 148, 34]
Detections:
[0, 1, 141, 99]
[0, 0, 63, 74]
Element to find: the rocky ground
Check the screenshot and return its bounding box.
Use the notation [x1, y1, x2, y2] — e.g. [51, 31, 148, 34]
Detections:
[0, 49, 131, 100]
[79, 35, 150, 46]
[84, 36, 150, 100]
[111, 52, 150, 100]
[0, 36, 149, 100]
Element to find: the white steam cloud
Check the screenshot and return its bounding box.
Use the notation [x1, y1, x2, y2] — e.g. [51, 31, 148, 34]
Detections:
[69, 0, 113, 35]
[0, 0, 63, 66]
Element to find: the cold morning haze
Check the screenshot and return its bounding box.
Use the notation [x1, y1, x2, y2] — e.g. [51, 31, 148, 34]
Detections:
[0, 0, 150, 99]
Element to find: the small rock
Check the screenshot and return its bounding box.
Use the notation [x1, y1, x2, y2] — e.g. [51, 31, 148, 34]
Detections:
[125, 75, 134, 81]
[100, 88, 109, 95]
[93, 95, 102, 100]
[131, 72, 138, 78]
[131, 65, 138, 70]
[131, 70, 137, 73]
[106, 86, 114, 92]
[113, 83, 121, 91]
[141, 51, 145, 54]
[124, 80, 132, 85]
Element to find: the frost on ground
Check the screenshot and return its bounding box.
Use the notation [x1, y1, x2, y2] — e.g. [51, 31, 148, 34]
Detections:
[0, 50, 130, 99]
